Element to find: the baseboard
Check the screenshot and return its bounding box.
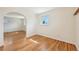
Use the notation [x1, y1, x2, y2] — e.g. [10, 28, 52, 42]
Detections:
[27, 34, 38, 39]
[75, 43, 79, 51]
[35, 34, 76, 45]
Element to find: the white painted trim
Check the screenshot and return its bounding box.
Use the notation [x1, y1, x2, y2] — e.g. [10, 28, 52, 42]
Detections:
[37, 34, 76, 45]
[74, 43, 79, 51]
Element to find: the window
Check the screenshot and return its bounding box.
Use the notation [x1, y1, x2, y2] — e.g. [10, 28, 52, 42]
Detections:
[41, 16, 48, 25]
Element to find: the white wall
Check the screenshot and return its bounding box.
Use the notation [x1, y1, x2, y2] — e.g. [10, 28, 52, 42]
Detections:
[36, 8, 76, 44]
[0, 7, 37, 46]
[75, 13, 79, 50]
[0, 9, 4, 46]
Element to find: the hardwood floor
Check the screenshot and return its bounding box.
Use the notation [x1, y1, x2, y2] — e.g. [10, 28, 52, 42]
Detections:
[26, 35, 77, 51]
[1, 32, 77, 51]
[0, 46, 3, 51]
[4, 31, 26, 51]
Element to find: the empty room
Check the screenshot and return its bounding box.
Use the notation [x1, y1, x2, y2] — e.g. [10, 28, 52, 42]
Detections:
[0, 7, 79, 51]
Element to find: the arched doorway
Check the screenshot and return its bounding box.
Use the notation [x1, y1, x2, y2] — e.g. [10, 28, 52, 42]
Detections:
[4, 12, 26, 50]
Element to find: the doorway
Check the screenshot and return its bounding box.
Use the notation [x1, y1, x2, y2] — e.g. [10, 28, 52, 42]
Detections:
[4, 12, 26, 50]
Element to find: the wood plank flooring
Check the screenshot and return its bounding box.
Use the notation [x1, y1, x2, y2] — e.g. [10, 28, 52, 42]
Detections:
[4, 31, 26, 51]
[26, 35, 77, 51]
[1, 31, 77, 51]
[0, 46, 3, 51]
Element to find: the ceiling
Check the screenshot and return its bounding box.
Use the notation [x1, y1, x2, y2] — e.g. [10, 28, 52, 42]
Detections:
[0, 7, 56, 14]
[29, 7, 56, 14]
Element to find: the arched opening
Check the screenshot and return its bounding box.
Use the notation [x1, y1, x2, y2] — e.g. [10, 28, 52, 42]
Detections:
[4, 12, 26, 50]
[4, 12, 26, 32]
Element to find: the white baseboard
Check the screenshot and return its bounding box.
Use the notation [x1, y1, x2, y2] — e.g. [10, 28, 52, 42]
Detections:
[37, 34, 76, 45]
[75, 43, 79, 51]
